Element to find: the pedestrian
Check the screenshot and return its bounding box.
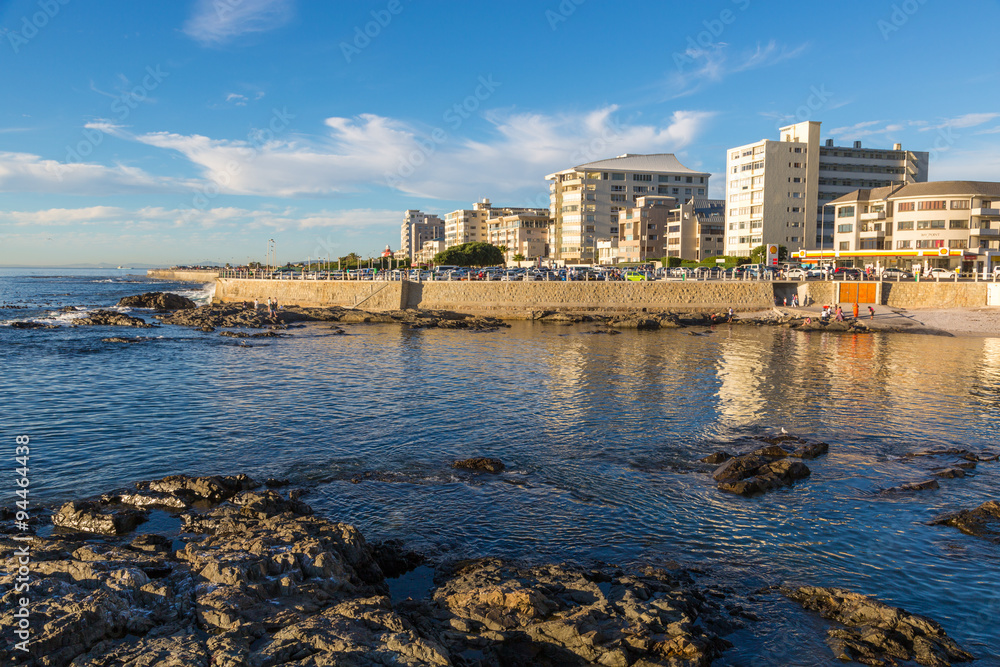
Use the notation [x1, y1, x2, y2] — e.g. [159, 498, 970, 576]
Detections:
[835, 306, 844, 321]
[727, 307, 734, 323]
[792, 294, 799, 307]
[852, 302, 859, 319]
[254, 298, 259, 311]
[783, 296, 788, 307]
[868, 305, 875, 320]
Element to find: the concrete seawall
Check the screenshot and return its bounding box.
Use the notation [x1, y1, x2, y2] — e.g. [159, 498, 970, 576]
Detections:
[210, 277, 996, 314]
[147, 269, 220, 282]
[214, 278, 775, 314]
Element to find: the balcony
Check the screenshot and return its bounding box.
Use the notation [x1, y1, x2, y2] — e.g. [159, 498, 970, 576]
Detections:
[973, 227, 999, 236]
[973, 208, 1000, 217]
[859, 211, 886, 221]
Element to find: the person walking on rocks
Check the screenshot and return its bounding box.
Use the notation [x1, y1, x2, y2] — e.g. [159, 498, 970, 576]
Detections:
[835, 306, 844, 322]
[852, 302, 859, 320]
[868, 305, 875, 320]
[727, 307, 734, 323]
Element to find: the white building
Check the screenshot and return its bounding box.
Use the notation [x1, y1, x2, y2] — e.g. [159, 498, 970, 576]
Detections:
[400, 210, 444, 261]
[725, 121, 928, 257]
[547, 154, 710, 263]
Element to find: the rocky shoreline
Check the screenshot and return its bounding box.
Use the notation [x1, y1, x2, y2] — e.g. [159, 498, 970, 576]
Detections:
[1, 464, 987, 667]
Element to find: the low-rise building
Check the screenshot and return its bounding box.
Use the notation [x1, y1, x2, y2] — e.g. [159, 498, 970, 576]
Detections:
[804, 181, 1000, 272]
[664, 198, 726, 261]
[414, 238, 447, 266]
[486, 210, 550, 261]
[618, 196, 677, 263]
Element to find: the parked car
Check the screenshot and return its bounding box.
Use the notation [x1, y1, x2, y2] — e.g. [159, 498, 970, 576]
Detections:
[832, 267, 863, 280]
[881, 268, 913, 280]
[785, 268, 809, 280]
[926, 268, 958, 279]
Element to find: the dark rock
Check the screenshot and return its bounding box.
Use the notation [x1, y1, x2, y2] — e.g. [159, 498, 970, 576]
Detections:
[452, 457, 506, 473]
[752, 444, 789, 458]
[9, 321, 59, 329]
[264, 478, 291, 488]
[789, 442, 830, 459]
[129, 533, 174, 553]
[370, 538, 425, 578]
[198, 325, 215, 332]
[881, 479, 940, 494]
[71, 310, 152, 328]
[930, 500, 1000, 542]
[712, 450, 813, 496]
[700, 451, 732, 464]
[52, 501, 148, 535]
[713, 454, 767, 482]
[932, 467, 966, 479]
[101, 336, 147, 343]
[134, 474, 259, 506]
[117, 292, 197, 310]
[219, 330, 251, 338]
[785, 586, 974, 666]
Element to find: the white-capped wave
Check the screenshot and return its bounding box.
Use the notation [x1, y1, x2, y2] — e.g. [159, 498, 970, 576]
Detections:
[174, 282, 215, 305]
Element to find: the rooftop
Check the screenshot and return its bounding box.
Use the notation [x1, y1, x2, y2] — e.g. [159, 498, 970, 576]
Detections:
[829, 181, 1000, 205]
[546, 153, 707, 178]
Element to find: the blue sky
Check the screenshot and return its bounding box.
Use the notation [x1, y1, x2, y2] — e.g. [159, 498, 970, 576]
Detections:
[1, 0, 998, 266]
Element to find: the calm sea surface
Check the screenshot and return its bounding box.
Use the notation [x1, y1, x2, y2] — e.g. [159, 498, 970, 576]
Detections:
[2, 268, 999, 664]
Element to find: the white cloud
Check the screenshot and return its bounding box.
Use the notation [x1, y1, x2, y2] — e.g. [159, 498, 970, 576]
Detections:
[827, 120, 906, 141]
[0, 151, 196, 195]
[183, 0, 294, 46]
[105, 106, 714, 201]
[0, 205, 399, 236]
[918, 112, 1000, 132]
[226, 93, 249, 106]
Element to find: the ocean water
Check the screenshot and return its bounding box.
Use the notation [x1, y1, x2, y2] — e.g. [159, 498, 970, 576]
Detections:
[1, 268, 999, 664]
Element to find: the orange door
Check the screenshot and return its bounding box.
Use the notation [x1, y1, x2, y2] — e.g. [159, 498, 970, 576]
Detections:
[839, 283, 858, 303]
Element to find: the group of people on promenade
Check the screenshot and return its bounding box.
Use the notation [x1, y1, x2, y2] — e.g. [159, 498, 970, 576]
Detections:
[802, 303, 875, 325]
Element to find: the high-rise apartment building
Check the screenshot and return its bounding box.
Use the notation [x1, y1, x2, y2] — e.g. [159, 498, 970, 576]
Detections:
[547, 154, 710, 263]
[400, 210, 444, 261]
[724, 121, 928, 257]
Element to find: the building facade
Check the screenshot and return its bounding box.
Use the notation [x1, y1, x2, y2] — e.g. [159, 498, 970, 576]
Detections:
[400, 210, 444, 261]
[664, 198, 726, 261]
[725, 121, 928, 258]
[486, 210, 550, 261]
[618, 196, 676, 263]
[816, 181, 1000, 272]
[546, 154, 710, 264]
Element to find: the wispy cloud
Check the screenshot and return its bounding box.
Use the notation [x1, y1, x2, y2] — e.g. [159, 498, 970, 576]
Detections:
[669, 40, 808, 98]
[183, 0, 294, 46]
[918, 112, 1000, 132]
[827, 120, 906, 141]
[0, 151, 198, 195]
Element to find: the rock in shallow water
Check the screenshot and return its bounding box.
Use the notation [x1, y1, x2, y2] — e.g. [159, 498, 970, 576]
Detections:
[785, 586, 974, 666]
[452, 457, 506, 473]
[52, 500, 148, 535]
[116, 292, 196, 310]
[930, 500, 1000, 542]
[71, 310, 152, 328]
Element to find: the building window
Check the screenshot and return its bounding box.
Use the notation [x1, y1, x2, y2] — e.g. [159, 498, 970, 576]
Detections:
[611, 194, 626, 202]
[838, 224, 853, 233]
[896, 220, 914, 230]
[632, 173, 652, 181]
[916, 220, 945, 230]
[611, 185, 625, 192]
[896, 240, 912, 249]
[918, 200, 946, 211]
[897, 201, 915, 212]
[668, 225, 680, 233]
[839, 241, 850, 250]
[611, 173, 625, 181]
[915, 239, 945, 249]
[658, 175, 671, 183]
[949, 239, 968, 249]
[697, 189, 705, 195]
[838, 206, 855, 217]
[950, 200, 970, 209]
[949, 220, 968, 229]
[634, 186, 647, 194]
[685, 176, 693, 183]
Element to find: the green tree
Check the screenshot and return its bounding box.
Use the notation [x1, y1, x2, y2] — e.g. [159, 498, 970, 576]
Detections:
[750, 244, 787, 264]
[512, 253, 526, 262]
[433, 242, 505, 267]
